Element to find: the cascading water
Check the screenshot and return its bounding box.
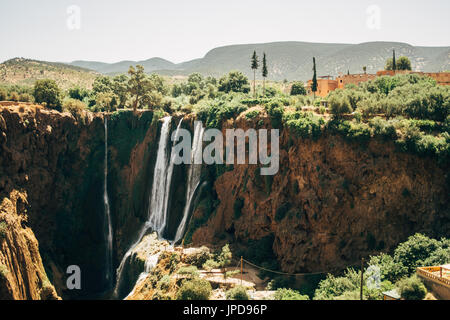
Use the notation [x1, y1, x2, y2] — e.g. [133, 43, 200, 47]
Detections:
[113, 116, 182, 298]
[148, 118, 183, 236]
[104, 116, 113, 288]
[173, 121, 204, 244]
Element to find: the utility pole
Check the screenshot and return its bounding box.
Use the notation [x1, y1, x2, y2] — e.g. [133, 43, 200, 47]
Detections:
[241, 256, 243, 285]
[360, 258, 364, 300]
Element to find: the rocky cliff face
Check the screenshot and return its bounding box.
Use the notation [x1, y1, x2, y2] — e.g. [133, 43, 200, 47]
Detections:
[0, 104, 160, 299]
[189, 113, 449, 273]
[0, 190, 60, 300]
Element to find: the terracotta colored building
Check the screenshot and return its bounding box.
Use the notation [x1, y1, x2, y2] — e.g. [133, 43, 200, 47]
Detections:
[336, 73, 377, 89]
[376, 70, 450, 85]
[306, 76, 338, 97]
[306, 70, 450, 98]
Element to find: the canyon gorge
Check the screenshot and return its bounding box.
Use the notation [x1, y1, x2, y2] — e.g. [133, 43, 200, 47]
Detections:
[0, 103, 448, 299]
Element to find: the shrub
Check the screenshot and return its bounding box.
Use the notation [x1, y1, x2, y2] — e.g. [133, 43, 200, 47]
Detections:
[0, 221, 7, 240]
[0, 88, 7, 101]
[0, 264, 8, 279]
[290, 82, 307, 96]
[314, 268, 360, 300]
[286, 112, 324, 139]
[202, 259, 220, 272]
[63, 98, 87, 119]
[218, 71, 250, 94]
[157, 275, 172, 291]
[393, 233, 441, 274]
[367, 253, 407, 283]
[273, 288, 309, 300]
[328, 91, 353, 118]
[226, 286, 249, 300]
[33, 79, 62, 111]
[396, 275, 427, 300]
[184, 246, 212, 268]
[177, 266, 200, 278]
[176, 278, 212, 300]
[218, 244, 232, 268]
[245, 109, 260, 119]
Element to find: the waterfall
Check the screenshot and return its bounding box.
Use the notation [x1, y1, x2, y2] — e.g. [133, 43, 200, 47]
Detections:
[148, 118, 182, 236]
[173, 121, 204, 244]
[113, 116, 182, 298]
[104, 116, 113, 288]
[123, 252, 161, 300]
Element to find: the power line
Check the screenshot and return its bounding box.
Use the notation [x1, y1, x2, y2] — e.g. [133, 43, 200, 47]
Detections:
[242, 258, 329, 277]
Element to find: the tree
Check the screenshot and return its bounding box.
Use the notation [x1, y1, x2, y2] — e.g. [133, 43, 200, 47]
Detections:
[311, 57, 318, 99]
[95, 92, 118, 112]
[33, 79, 62, 111]
[92, 76, 112, 94]
[111, 74, 129, 108]
[251, 51, 259, 98]
[68, 86, 90, 101]
[393, 50, 397, 71]
[128, 65, 150, 112]
[363, 66, 367, 74]
[396, 275, 427, 300]
[262, 53, 268, 96]
[218, 71, 250, 93]
[63, 98, 87, 119]
[176, 279, 212, 300]
[396, 56, 412, 71]
[290, 82, 307, 96]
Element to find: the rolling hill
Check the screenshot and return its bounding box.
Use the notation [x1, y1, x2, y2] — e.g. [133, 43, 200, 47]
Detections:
[0, 58, 99, 89]
[70, 41, 450, 81]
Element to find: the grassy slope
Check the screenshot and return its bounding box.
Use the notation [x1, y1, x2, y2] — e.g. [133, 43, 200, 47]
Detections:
[0, 58, 99, 90]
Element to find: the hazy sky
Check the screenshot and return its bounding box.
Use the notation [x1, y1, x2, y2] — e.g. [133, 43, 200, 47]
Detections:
[1, 0, 449, 63]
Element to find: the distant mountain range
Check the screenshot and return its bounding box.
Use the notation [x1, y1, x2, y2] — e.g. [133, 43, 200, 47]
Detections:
[68, 41, 450, 81]
[1, 42, 449, 88]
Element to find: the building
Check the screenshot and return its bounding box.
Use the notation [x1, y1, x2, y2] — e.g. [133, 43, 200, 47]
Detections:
[306, 76, 337, 97]
[377, 70, 450, 85]
[416, 264, 450, 300]
[336, 73, 377, 89]
[382, 289, 401, 300]
[306, 70, 450, 98]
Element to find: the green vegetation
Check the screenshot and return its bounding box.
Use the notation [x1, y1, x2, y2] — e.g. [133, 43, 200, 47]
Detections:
[311, 57, 317, 98]
[218, 71, 250, 94]
[251, 51, 259, 98]
[176, 278, 212, 300]
[202, 259, 220, 272]
[386, 55, 412, 71]
[273, 288, 309, 300]
[184, 246, 212, 268]
[176, 266, 200, 279]
[290, 81, 307, 96]
[397, 275, 427, 300]
[33, 79, 62, 111]
[0, 221, 7, 240]
[314, 234, 448, 300]
[262, 53, 268, 96]
[0, 264, 9, 279]
[226, 286, 249, 300]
